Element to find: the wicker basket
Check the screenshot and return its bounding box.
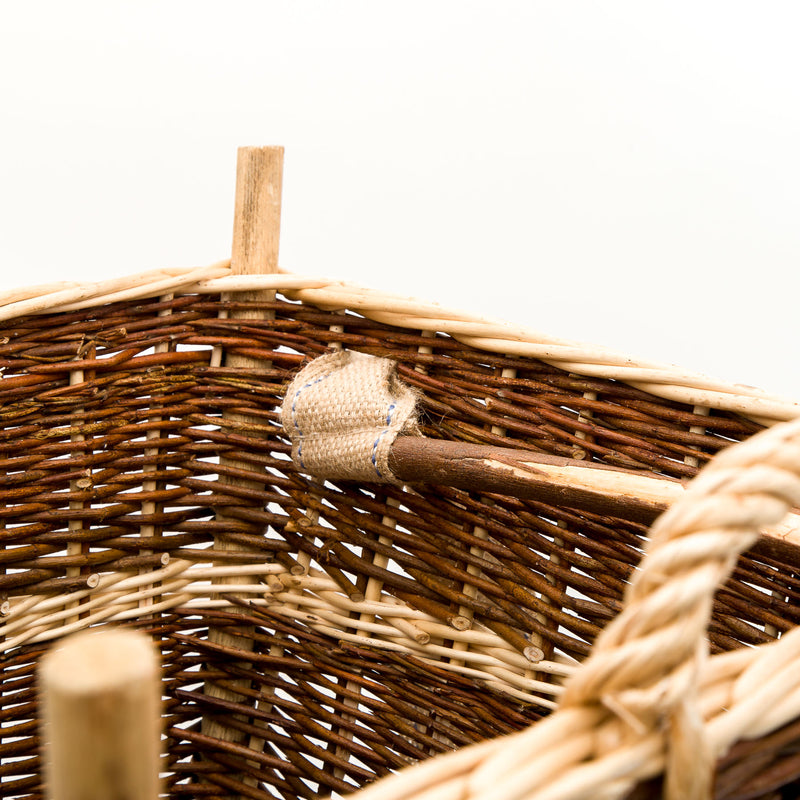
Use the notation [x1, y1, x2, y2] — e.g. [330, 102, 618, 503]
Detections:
[3, 148, 800, 800]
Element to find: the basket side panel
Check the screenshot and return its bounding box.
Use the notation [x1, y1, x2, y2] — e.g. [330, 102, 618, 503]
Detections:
[1, 293, 796, 800]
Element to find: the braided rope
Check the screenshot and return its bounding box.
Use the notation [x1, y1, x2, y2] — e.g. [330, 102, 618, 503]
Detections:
[345, 417, 800, 800]
[0, 263, 797, 423]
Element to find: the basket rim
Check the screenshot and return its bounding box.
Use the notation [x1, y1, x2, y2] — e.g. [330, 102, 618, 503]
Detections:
[1, 260, 797, 424]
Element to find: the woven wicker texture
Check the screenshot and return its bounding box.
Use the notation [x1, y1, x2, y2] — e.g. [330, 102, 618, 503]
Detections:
[1, 283, 799, 800]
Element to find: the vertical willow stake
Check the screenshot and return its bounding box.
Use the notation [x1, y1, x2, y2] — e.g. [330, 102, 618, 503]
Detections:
[230, 146, 284, 282]
[202, 147, 284, 781]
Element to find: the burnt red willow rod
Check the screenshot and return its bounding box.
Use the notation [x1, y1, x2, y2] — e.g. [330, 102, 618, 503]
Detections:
[387, 437, 800, 565]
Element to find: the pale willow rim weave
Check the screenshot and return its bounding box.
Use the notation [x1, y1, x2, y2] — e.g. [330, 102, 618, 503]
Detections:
[1, 261, 798, 424]
[343, 416, 800, 800]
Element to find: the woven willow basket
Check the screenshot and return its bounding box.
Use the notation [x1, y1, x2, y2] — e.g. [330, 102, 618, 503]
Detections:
[4, 148, 800, 800]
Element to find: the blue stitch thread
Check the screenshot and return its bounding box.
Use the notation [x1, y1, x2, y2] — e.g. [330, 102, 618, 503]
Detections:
[291, 375, 330, 469]
[371, 403, 397, 478]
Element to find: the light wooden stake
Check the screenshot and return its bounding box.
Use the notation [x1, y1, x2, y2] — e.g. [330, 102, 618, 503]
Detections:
[215, 146, 284, 561]
[40, 628, 161, 800]
[203, 146, 284, 775]
[231, 146, 284, 278]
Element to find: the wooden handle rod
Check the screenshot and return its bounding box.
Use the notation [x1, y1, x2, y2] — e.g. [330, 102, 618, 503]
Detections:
[388, 437, 800, 565]
[389, 438, 683, 525]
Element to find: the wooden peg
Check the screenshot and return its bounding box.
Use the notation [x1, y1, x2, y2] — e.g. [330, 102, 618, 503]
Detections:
[40, 628, 161, 800]
[231, 145, 284, 276]
[202, 146, 285, 779]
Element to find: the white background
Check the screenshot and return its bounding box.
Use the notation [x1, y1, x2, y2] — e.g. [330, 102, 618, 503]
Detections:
[1, 2, 799, 398]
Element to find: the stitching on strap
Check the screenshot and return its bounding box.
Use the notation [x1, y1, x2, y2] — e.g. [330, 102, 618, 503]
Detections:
[371, 402, 398, 478]
[290, 374, 332, 469]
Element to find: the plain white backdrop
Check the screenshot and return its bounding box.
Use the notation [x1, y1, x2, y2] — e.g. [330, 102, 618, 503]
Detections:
[1, 2, 799, 398]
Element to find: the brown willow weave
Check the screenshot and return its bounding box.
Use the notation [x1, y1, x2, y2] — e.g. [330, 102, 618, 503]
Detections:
[1, 290, 798, 800]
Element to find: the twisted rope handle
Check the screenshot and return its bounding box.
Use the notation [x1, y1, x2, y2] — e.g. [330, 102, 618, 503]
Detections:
[557, 419, 800, 798]
[349, 417, 800, 800]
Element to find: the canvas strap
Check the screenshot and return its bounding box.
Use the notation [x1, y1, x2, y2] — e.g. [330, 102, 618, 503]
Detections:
[281, 350, 418, 484]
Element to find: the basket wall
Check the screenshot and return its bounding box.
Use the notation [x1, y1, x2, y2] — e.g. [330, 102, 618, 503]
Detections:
[1, 292, 797, 800]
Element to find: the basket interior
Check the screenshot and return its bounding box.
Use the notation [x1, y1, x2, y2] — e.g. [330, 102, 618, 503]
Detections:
[1, 290, 798, 800]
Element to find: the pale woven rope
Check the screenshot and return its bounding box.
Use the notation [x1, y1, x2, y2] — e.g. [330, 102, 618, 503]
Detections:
[280, 350, 418, 483]
[340, 416, 800, 800]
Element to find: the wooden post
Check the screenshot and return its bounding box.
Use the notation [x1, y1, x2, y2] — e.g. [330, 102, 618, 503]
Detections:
[40, 629, 161, 800]
[202, 147, 284, 777]
[231, 146, 284, 280]
[215, 146, 284, 560]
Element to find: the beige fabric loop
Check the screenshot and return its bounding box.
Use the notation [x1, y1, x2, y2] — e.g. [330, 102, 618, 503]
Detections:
[280, 350, 418, 484]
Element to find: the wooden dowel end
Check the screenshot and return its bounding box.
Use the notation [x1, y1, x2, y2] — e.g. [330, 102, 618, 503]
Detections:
[231, 146, 284, 276]
[40, 628, 161, 800]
